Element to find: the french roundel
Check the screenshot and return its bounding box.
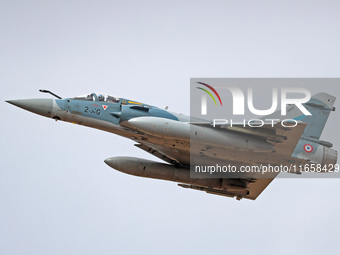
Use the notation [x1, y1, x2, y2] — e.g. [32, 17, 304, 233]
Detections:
[304, 144, 313, 153]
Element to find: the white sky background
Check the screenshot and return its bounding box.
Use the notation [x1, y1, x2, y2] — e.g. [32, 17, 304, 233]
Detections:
[1, 1, 340, 254]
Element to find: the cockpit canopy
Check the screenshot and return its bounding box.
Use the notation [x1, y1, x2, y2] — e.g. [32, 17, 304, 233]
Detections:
[71, 93, 120, 103]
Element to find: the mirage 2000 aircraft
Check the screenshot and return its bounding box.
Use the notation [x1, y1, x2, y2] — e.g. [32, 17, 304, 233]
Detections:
[6, 89, 338, 200]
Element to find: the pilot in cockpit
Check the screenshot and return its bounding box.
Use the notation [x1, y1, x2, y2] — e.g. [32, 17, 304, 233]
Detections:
[107, 96, 120, 103]
[98, 94, 105, 101]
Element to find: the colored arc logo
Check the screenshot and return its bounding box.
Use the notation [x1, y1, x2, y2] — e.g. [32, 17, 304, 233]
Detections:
[196, 82, 223, 106]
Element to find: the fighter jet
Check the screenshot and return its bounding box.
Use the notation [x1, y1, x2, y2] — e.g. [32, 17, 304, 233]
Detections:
[6, 89, 337, 200]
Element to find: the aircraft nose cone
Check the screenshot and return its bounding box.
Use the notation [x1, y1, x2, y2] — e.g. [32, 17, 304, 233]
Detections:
[104, 157, 118, 169]
[6, 99, 53, 118]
